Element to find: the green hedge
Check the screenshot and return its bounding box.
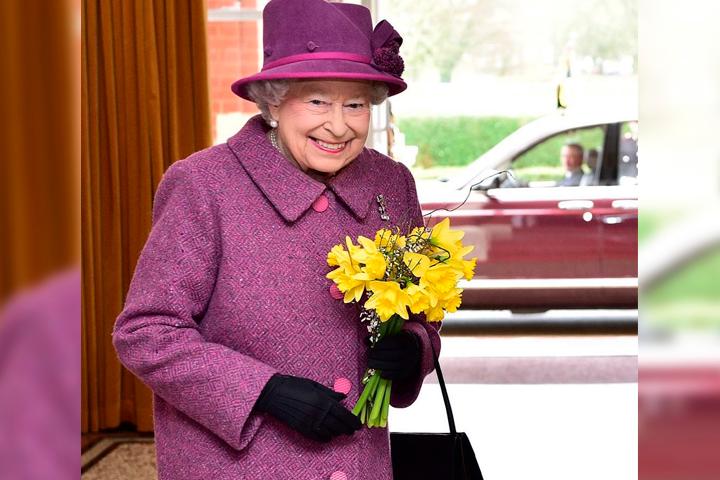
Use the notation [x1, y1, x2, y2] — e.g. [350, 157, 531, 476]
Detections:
[398, 116, 606, 184]
[398, 116, 533, 167]
[398, 117, 533, 167]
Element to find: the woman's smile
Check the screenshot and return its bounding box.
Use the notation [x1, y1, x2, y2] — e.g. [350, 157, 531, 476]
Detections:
[310, 137, 349, 153]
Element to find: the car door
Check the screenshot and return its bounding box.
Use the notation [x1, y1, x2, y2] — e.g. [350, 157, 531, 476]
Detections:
[429, 185, 603, 280]
[441, 124, 609, 281]
[597, 121, 639, 278]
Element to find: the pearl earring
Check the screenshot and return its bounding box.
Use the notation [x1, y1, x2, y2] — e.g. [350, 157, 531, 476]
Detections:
[269, 119, 278, 128]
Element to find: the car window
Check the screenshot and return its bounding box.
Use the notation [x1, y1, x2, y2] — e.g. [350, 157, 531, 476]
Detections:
[618, 121, 638, 185]
[504, 125, 606, 187]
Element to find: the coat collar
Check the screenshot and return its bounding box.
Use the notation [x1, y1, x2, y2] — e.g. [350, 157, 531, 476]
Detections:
[227, 115, 377, 223]
[326, 147, 378, 221]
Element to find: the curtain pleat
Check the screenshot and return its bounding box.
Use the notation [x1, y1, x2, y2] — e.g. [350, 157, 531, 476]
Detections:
[0, 0, 78, 303]
[82, 0, 211, 433]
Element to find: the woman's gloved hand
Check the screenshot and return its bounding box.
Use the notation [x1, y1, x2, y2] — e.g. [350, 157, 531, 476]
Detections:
[367, 330, 421, 381]
[253, 374, 362, 442]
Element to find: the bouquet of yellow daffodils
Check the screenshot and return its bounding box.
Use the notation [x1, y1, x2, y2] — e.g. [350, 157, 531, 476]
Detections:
[326, 218, 477, 427]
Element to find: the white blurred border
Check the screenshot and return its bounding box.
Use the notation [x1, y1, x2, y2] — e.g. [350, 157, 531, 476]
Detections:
[639, 0, 720, 210]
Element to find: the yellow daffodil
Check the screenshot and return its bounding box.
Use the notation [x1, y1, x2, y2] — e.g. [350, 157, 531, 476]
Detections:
[360, 254, 386, 281]
[326, 241, 366, 302]
[420, 264, 460, 305]
[327, 244, 348, 267]
[326, 268, 366, 302]
[327, 243, 362, 276]
[375, 228, 406, 249]
[403, 252, 431, 278]
[408, 226, 431, 247]
[327, 219, 472, 326]
[365, 281, 411, 321]
[448, 245, 477, 280]
[353, 236, 387, 281]
[461, 258, 477, 280]
[425, 303, 446, 322]
[405, 283, 431, 314]
[429, 218, 464, 256]
[345, 236, 363, 268]
[356, 235, 376, 252]
[441, 288, 463, 313]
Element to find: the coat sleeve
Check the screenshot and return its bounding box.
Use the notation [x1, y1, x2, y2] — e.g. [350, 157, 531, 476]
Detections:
[390, 163, 443, 408]
[112, 160, 277, 451]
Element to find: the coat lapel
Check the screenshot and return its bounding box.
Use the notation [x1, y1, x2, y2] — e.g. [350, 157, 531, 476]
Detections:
[227, 115, 381, 223]
[227, 116, 326, 223]
[326, 148, 379, 221]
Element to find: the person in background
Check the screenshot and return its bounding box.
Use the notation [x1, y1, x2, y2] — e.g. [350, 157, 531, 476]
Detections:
[556, 143, 585, 186]
[580, 147, 600, 186]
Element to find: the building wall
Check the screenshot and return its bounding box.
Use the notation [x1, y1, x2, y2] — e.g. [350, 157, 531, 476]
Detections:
[207, 0, 261, 143]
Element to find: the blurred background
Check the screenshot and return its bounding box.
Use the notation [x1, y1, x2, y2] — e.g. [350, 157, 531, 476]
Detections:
[0, 1, 80, 479]
[0, 0, 718, 479]
[637, 1, 720, 479]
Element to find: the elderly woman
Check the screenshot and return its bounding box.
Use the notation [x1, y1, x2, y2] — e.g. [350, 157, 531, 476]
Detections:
[112, 0, 440, 479]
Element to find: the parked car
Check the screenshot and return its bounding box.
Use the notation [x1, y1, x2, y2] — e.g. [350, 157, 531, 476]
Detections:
[417, 111, 638, 310]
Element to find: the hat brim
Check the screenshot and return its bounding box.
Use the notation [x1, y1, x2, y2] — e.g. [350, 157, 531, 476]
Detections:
[231, 59, 407, 101]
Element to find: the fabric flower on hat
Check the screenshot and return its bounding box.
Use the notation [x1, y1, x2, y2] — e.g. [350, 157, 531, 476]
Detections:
[371, 20, 405, 77]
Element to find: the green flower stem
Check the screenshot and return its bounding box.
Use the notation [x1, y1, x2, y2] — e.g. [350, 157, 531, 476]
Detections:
[381, 378, 392, 425]
[353, 371, 379, 415]
[359, 403, 367, 424]
[370, 378, 387, 425]
[353, 314, 407, 427]
[368, 381, 380, 427]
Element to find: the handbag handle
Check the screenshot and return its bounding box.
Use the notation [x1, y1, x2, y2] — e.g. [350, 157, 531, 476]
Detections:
[429, 337, 457, 434]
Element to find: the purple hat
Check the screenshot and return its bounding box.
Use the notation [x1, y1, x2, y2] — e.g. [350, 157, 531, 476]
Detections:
[231, 0, 407, 101]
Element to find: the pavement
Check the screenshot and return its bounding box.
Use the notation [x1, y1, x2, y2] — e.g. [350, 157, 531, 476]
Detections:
[388, 331, 638, 480]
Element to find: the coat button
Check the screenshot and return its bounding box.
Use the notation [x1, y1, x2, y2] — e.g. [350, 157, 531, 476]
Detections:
[329, 284, 343, 300]
[312, 194, 329, 212]
[333, 377, 352, 395]
[329, 471, 347, 480]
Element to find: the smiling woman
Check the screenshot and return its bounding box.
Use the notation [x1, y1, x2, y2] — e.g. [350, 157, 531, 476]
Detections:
[111, 0, 441, 479]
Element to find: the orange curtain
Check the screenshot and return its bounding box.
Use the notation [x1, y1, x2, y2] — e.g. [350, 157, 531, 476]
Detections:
[0, 0, 79, 304]
[82, 0, 211, 433]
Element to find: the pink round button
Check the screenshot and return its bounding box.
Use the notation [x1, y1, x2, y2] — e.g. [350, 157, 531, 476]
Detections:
[329, 471, 347, 480]
[329, 284, 344, 300]
[333, 377, 352, 395]
[312, 194, 329, 212]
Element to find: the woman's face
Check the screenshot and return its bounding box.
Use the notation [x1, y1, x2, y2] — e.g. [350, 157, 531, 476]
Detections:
[268, 80, 373, 174]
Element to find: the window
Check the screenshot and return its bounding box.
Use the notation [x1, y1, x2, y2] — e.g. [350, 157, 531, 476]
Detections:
[508, 125, 606, 187]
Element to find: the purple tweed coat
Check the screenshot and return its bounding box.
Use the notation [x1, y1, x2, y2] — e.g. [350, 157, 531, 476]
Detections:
[112, 115, 441, 480]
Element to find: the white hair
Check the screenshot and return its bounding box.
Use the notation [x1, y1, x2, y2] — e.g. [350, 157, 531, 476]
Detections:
[245, 79, 389, 124]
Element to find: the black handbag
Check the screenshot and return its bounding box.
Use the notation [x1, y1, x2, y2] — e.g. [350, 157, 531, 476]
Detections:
[390, 341, 485, 479]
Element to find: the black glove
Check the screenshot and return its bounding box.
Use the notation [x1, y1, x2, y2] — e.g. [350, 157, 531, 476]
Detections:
[253, 374, 362, 442]
[367, 330, 421, 381]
